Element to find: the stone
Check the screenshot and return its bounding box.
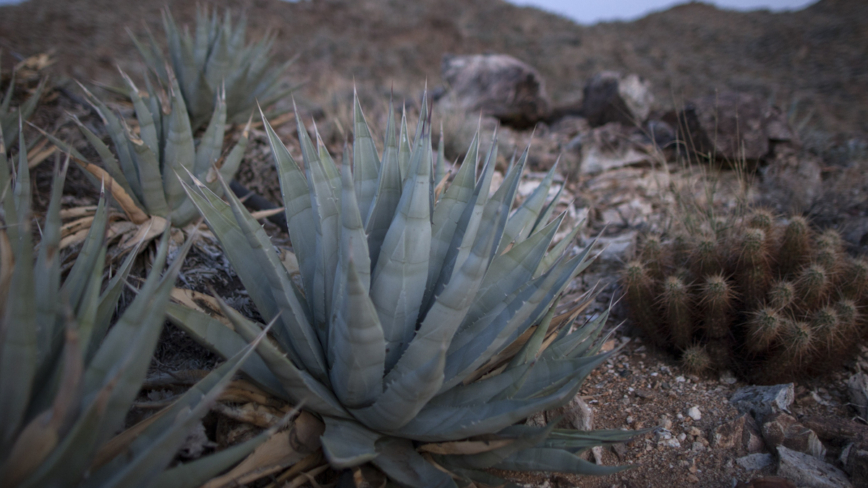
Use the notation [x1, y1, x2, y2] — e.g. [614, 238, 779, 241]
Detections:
[440, 53, 550, 126]
[776, 446, 852, 488]
[713, 414, 746, 449]
[670, 91, 793, 162]
[757, 142, 823, 213]
[762, 412, 826, 459]
[743, 414, 767, 453]
[526, 394, 594, 431]
[737, 453, 774, 471]
[848, 373, 868, 420]
[582, 71, 654, 127]
[842, 444, 868, 486]
[687, 407, 702, 421]
[565, 122, 653, 176]
[730, 384, 794, 424]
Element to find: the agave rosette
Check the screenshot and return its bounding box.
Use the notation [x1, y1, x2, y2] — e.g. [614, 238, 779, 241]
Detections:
[130, 7, 293, 129]
[170, 91, 634, 487]
[0, 127, 275, 487]
[44, 67, 250, 251]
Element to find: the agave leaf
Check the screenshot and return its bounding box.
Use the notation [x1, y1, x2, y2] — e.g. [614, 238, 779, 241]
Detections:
[535, 224, 581, 279]
[386, 205, 499, 386]
[397, 105, 411, 183]
[3, 324, 83, 487]
[438, 421, 556, 470]
[162, 71, 196, 208]
[328, 186, 384, 408]
[364, 97, 401, 266]
[0, 173, 37, 461]
[392, 377, 580, 442]
[369, 117, 432, 370]
[165, 302, 286, 396]
[428, 137, 496, 307]
[78, 83, 143, 201]
[371, 437, 457, 488]
[66, 115, 143, 210]
[545, 308, 610, 361]
[84, 323, 269, 488]
[338, 145, 372, 291]
[194, 88, 227, 177]
[207, 176, 327, 379]
[218, 302, 349, 419]
[350, 341, 445, 432]
[295, 110, 340, 332]
[217, 116, 250, 183]
[61, 195, 108, 311]
[494, 149, 553, 255]
[494, 447, 627, 475]
[14, 372, 116, 488]
[435, 122, 446, 193]
[424, 131, 478, 307]
[531, 179, 564, 235]
[444, 255, 582, 390]
[352, 89, 381, 221]
[83, 232, 190, 448]
[125, 129, 170, 218]
[261, 109, 316, 303]
[506, 299, 559, 369]
[463, 213, 563, 331]
[119, 71, 160, 157]
[91, 240, 143, 357]
[32, 159, 66, 371]
[320, 416, 381, 469]
[153, 429, 274, 488]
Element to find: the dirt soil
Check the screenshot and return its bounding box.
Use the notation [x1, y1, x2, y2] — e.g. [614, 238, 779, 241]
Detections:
[3, 1, 868, 487]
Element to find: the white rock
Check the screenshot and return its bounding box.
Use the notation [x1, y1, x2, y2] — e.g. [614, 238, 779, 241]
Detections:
[687, 407, 702, 421]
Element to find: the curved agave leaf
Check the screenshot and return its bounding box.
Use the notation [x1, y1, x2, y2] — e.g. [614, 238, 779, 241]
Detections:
[320, 416, 381, 469]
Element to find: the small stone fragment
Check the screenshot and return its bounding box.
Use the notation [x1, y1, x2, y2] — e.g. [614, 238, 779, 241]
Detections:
[687, 406, 702, 421]
[730, 384, 794, 424]
[713, 414, 746, 449]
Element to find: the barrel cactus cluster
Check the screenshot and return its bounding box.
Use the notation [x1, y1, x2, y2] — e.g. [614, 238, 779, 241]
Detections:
[623, 208, 867, 383]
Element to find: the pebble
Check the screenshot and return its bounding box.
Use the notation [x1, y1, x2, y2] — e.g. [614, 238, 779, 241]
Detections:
[687, 406, 702, 420]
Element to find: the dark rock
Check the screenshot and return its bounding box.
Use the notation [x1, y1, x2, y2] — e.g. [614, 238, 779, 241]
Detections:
[670, 91, 793, 162]
[776, 446, 852, 488]
[730, 384, 794, 424]
[736, 454, 775, 472]
[440, 53, 550, 126]
[713, 414, 746, 449]
[762, 412, 826, 459]
[842, 445, 868, 486]
[744, 414, 767, 453]
[582, 71, 654, 127]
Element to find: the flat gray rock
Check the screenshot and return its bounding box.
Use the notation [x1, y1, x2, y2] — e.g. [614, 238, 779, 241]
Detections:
[737, 453, 774, 471]
[777, 446, 852, 488]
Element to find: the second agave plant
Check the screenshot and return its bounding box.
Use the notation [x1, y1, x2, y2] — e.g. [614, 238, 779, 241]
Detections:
[170, 90, 634, 487]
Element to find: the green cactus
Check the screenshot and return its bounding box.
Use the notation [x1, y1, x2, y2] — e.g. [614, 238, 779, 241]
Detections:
[625, 204, 867, 383]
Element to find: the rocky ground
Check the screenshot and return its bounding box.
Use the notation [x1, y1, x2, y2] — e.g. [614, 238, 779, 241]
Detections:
[4, 0, 868, 487]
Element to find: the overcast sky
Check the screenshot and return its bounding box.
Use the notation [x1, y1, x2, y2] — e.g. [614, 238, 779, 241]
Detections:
[508, 0, 819, 24]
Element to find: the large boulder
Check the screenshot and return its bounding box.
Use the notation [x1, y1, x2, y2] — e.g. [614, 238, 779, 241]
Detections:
[440, 53, 550, 126]
[671, 91, 794, 162]
[582, 71, 654, 127]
